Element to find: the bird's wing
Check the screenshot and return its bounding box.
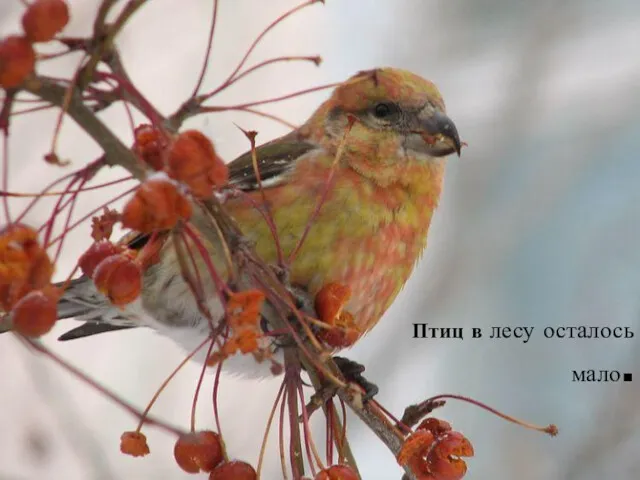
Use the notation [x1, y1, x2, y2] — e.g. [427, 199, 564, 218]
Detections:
[57, 137, 318, 341]
[227, 137, 318, 191]
[57, 323, 135, 341]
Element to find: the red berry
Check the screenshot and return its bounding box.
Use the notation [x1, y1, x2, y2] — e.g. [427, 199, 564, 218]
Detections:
[209, 460, 257, 480]
[120, 431, 150, 457]
[0, 36, 35, 89]
[314, 464, 359, 480]
[133, 124, 168, 171]
[78, 241, 123, 278]
[22, 0, 70, 43]
[11, 287, 60, 337]
[174, 431, 224, 473]
[167, 130, 228, 198]
[93, 254, 142, 306]
[121, 176, 192, 233]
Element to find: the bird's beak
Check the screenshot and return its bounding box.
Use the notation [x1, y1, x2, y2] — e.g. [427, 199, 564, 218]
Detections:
[418, 110, 461, 157]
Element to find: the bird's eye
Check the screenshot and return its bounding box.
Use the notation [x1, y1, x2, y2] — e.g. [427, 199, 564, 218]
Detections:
[373, 102, 394, 119]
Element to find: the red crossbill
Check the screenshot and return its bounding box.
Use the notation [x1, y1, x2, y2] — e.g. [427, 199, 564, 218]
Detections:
[57, 68, 461, 376]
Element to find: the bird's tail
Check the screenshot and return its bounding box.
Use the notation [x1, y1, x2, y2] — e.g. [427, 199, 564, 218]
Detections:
[55, 276, 137, 340]
[57, 277, 106, 320]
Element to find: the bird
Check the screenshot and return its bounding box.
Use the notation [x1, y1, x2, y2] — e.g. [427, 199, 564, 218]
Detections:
[56, 67, 461, 378]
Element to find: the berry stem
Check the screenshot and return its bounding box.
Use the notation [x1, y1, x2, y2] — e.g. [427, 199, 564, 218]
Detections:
[423, 394, 558, 436]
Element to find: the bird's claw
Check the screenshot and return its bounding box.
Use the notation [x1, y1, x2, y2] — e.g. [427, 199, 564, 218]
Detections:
[333, 356, 379, 402]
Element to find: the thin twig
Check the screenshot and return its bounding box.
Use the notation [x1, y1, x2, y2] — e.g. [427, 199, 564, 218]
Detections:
[285, 348, 305, 478]
[190, 0, 219, 97]
[22, 76, 148, 179]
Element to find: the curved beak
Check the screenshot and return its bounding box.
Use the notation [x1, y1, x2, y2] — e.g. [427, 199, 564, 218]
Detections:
[419, 111, 461, 157]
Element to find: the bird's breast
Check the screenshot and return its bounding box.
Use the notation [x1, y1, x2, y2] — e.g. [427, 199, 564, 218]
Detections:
[228, 164, 442, 333]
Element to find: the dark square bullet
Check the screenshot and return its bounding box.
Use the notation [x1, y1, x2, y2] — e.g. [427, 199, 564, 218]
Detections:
[623, 373, 632, 382]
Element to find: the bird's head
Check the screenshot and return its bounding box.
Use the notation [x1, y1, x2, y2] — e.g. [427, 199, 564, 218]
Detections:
[305, 68, 461, 164]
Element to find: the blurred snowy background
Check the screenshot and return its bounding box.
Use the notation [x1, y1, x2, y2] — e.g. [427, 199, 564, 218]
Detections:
[1, 0, 639, 479]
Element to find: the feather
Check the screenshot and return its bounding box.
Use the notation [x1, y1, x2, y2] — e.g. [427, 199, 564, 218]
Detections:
[58, 323, 135, 341]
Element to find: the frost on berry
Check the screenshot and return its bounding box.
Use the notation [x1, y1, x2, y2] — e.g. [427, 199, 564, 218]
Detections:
[133, 124, 168, 171]
[11, 286, 61, 337]
[209, 460, 257, 480]
[418, 418, 452, 438]
[0, 224, 54, 310]
[121, 176, 192, 233]
[173, 431, 224, 474]
[167, 130, 229, 198]
[314, 464, 359, 480]
[92, 254, 142, 307]
[397, 430, 435, 468]
[21, 0, 70, 43]
[0, 35, 35, 89]
[120, 431, 150, 457]
[314, 283, 361, 348]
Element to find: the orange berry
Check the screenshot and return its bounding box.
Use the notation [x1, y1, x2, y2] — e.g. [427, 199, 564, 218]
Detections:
[398, 427, 473, 480]
[167, 130, 228, 198]
[11, 286, 61, 337]
[0, 223, 37, 246]
[316, 311, 360, 348]
[174, 431, 223, 474]
[226, 290, 265, 329]
[209, 460, 257, 480]
[133, 124, 168, 171]
[120, 431, 150, 457]
[22, 0, 70, 43]
[314, 283, 361, 348]
[314, 464, 359, 480]
[121, 176, 192, 233]
[427, 431, 474, 480]
[236, 329, 259, 354]
[0, 223, 53, 310]
[78, 241, 123, 278]
[397, 430, 435, 468]
[315, 283, 351, 323]
[93, 254, 142, 306]
[221, 328, 259, 356]
[0, 35, 35, 89]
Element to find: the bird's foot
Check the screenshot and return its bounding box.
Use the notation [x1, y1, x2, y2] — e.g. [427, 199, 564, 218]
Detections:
[302, 355, 379, 419]
[332, 356, 379, 402]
